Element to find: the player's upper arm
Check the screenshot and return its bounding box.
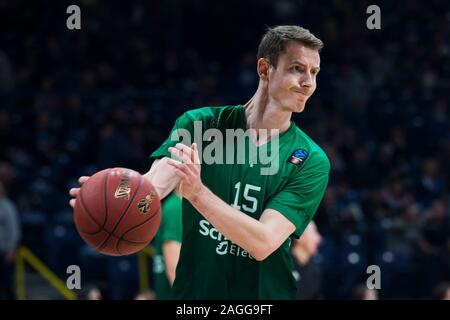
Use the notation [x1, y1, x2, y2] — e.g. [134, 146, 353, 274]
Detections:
[145, 111, 199, 200]
[264, 150, 330, 243]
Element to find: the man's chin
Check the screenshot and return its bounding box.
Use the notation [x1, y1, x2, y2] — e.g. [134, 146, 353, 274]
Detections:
[293, 102, 306, 113]
[281, 101, 306, 113]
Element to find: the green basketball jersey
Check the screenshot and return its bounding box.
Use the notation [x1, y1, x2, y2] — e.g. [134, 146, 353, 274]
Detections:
[150, 105, 330, 299]
[152, 192, 182, 300]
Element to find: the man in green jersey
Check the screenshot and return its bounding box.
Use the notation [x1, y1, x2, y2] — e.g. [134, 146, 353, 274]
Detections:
[152, 191, 182, 299]
[70, 25, 330, 299]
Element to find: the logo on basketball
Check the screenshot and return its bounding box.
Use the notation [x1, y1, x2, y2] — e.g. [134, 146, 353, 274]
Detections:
[138, 193, 155, 215]
[114, 171, 132, 200]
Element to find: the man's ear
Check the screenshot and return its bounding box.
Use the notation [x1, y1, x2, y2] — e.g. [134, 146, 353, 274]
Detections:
[257, 58, 270, 81]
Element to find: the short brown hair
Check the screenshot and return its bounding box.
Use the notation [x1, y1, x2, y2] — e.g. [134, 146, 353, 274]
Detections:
[257, 25, 323, 67]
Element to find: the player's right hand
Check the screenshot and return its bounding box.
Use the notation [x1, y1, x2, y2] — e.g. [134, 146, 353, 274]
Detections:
[69, 176, 90, 208]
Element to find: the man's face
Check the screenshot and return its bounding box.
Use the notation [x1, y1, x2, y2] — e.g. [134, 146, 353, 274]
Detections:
[266, 42, 320, 113]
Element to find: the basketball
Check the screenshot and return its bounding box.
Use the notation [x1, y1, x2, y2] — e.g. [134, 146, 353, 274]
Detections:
[73, 168, 161, 256]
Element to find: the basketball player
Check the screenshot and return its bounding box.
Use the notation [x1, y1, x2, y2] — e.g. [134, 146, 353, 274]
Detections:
[70, 25, 330, 299]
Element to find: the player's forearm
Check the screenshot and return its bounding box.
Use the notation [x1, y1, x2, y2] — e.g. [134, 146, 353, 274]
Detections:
[143, 158, 180, 200]
[189, 186, 272, 261]
[163, 241, 181, 285]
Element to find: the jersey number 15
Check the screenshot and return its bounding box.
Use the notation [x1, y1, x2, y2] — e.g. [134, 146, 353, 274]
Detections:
[231, 182, 261, 213]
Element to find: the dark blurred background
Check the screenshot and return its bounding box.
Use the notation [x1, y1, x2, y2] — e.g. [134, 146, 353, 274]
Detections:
[0, 0, 449, 299]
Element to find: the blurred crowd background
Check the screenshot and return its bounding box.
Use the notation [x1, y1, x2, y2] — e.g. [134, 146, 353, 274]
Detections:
[1, 0, 449, 299]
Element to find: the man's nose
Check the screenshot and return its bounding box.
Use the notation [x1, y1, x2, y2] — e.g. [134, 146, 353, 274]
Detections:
[300, 72, 313, 88]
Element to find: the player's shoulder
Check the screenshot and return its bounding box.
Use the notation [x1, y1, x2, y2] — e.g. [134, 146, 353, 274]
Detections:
[182, 105, 240, 122]
[291, 126, 330, 173]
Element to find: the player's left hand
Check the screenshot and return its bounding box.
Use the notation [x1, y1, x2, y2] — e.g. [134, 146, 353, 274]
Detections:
[167, 143, 204, 202]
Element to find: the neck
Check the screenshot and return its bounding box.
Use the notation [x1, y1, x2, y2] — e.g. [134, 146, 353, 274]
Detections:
[243, 85, 292, 135]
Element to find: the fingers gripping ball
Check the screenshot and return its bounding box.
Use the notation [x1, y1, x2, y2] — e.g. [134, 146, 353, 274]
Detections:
[74, 168, 161, 256]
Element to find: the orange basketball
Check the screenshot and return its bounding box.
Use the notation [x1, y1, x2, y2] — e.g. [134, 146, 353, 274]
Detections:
[73, 168, 161, 256]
